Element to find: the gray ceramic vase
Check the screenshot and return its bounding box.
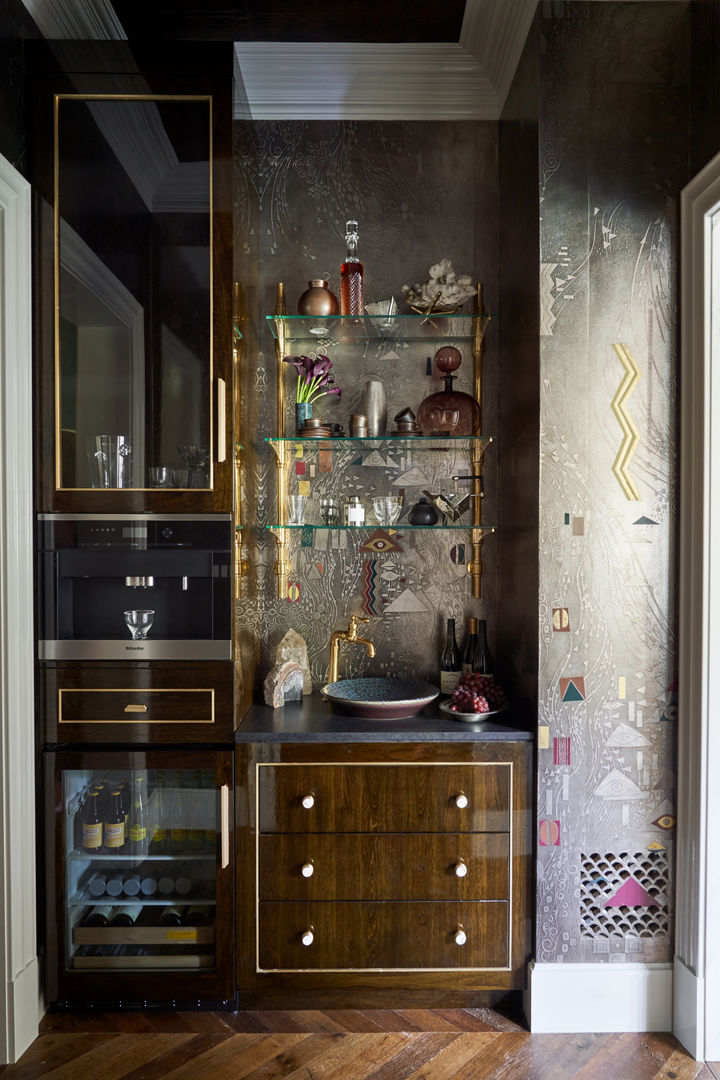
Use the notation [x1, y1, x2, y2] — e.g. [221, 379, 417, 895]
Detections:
[359, 379, 387, 437]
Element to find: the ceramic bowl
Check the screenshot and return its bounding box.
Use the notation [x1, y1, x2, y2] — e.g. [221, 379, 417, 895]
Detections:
[321, 677, 439, 719]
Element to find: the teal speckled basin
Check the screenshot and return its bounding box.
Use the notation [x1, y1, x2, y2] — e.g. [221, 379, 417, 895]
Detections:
[321, 677, 439, 719]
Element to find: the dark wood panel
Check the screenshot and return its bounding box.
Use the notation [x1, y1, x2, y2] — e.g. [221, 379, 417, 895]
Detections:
[40, 660, 234, 743]
[258, 832, 509, 902]
[257, 763, 510, 834]
[257, 901, 509, 971]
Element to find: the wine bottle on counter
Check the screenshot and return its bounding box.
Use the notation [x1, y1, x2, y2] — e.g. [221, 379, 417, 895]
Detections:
[84, 904, 114, 927]
[440, 618, 462, 695]
[462, 618, 478, 675]
[110, 904, 143, 927]
[473, 619, 494, 677]
[340, 219, 364, 316]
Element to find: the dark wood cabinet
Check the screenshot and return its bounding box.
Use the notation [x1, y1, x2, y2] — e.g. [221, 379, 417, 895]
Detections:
[236, 734, 533, 1007]
[40, 661, 235, 744]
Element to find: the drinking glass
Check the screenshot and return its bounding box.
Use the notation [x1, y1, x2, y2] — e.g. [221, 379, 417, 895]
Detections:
[285, 495, 307, 525]
[372, 495, 402, 526]
[124, 609, 155, 640]
[319, 497, 339, 525]
[148, 467, 172, 488]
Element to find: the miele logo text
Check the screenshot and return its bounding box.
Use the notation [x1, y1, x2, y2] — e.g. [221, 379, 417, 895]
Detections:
[125, 646, 145, 651]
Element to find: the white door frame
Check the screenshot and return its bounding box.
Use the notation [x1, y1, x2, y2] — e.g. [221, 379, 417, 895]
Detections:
[674, 149, 720, 1061]
[0, 153, 40, 1062]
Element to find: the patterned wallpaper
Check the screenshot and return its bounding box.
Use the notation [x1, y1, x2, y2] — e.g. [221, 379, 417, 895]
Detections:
[534, 2, 690, 966]
[234, 120, 500, 696]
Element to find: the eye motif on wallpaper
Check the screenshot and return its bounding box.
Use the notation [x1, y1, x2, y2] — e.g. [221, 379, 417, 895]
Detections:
[611, 343, 641, 501]
[359, 530, 403, 554]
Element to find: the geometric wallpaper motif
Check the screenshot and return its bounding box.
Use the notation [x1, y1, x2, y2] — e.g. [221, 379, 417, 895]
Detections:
[580, 852, 669, 939]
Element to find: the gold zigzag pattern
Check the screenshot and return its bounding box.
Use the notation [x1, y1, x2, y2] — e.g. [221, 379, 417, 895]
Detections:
[610, 343, 641, 501]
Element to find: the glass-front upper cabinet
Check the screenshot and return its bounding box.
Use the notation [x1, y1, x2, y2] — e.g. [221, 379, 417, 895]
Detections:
[36, 67, 233, 511]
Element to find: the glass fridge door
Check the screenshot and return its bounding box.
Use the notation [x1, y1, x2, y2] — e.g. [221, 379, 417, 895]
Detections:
[62, 761, 228, 973]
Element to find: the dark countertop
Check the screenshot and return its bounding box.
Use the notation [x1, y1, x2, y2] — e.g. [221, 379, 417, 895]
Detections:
[235, 694, 534, 742]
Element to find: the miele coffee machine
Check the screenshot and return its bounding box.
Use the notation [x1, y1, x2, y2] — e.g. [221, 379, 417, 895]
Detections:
[37, 514, 232, 660]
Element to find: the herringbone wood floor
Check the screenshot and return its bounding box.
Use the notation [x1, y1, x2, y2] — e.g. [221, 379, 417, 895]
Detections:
[0, 1008, 715, 1079]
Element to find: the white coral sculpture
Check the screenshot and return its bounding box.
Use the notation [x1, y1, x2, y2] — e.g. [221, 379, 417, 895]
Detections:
[402, 259, 476, 309]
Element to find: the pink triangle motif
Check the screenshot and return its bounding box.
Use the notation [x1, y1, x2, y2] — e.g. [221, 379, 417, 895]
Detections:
[603, 876, 659, 908]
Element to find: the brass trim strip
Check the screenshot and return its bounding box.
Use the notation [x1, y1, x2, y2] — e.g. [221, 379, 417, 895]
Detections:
[58, 687, 215, 724]
[254, 760, 513, 974]
[221, 784, 230, 869]
[216, 377, 227, 462]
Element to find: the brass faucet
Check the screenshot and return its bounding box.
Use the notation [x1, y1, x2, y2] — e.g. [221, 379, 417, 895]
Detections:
[328, 616, 375, 683]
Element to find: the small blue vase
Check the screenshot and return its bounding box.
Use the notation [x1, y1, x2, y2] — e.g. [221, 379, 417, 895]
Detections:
[295, 402, 312, 433]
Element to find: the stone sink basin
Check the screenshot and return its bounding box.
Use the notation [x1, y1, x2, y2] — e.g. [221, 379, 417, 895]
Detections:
[320, 677, 439, 719]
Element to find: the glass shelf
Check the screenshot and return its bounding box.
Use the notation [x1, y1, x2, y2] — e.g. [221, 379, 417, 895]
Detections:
[267, 524, 495, 532]
[265, 312, 492, 342]
[266, 435, 494, 449]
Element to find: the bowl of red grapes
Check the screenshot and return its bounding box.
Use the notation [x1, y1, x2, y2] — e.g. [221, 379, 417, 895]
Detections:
[440, 673, 508, 722]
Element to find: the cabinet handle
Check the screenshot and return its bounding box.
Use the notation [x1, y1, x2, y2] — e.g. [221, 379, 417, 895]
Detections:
[123, 704, 147, 713]
[220, 784, 230, 869]
[454, 859, 468, 878]
[301, 794, 315, 809]
[301, 861, 314, 878]
[216, 377, 227, 463]
[454, 926, 467, 946]
[301, 928, 314, 946]
[455, 793, 468, 809]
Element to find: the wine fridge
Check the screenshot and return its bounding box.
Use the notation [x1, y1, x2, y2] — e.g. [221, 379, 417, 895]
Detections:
[44, 748, 233, 1007]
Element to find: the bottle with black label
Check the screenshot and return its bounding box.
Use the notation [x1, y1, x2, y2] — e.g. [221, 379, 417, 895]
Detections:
[159, 905, 184, 927]
[462, 617, 478, 675]
[110, 903, 143, 927]
[103, 789, 125, 852]
[440, 617, 462, 695]
[84, 904, 114, 927]
[183, 905, 211, 926]
[473, 619, 494, 677]
[81, 790, 103, 852]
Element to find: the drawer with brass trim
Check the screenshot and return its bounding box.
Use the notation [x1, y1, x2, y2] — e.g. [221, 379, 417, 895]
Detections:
[257, 762, 511, 834]
[258, 832, 510, 902]
[257, 900, 510, 971]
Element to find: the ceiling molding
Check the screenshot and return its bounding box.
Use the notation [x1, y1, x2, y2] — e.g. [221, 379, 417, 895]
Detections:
[233, 41, 498, 121]
[20, 0, 125, 39]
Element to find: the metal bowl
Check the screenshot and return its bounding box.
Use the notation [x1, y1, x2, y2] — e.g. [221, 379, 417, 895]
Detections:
[321, 677, 439, 719]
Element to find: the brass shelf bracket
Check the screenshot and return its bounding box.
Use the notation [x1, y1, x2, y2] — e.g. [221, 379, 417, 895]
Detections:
[273, 282, 290, 599]
[470, 282, 492, 599]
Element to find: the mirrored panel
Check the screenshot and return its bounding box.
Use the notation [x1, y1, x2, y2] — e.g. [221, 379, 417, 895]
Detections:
[55, 95, 212, 490]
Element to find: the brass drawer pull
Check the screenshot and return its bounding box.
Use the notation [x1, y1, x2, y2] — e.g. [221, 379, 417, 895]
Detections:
[301, 928, 314, 946]
[301, 794, 315, 809]
[123, 704, 148, 714]
[454, 859, 468, 878]
[454, 793, 468, 809]
[301, 861, 314, 878]
[454, 926, 467, 946]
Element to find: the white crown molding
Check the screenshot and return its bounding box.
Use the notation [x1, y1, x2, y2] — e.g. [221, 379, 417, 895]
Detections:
[461, 0, 538, 113]
[233, 41, 498, 121]
[20, 0, 125, 39]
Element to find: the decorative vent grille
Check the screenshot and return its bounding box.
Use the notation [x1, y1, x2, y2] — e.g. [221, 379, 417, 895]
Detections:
[580, 851, 669, 938]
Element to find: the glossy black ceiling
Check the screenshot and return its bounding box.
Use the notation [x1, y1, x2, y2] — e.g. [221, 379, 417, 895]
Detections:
[111, 0, 466, 42]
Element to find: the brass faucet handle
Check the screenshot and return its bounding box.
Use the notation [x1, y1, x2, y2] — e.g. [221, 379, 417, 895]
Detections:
[349, 615, 369, 628]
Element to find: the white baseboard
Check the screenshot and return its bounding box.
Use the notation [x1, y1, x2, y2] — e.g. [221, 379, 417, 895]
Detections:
[1, 958, 40, 1064]
[525, 960, 673, 1034]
